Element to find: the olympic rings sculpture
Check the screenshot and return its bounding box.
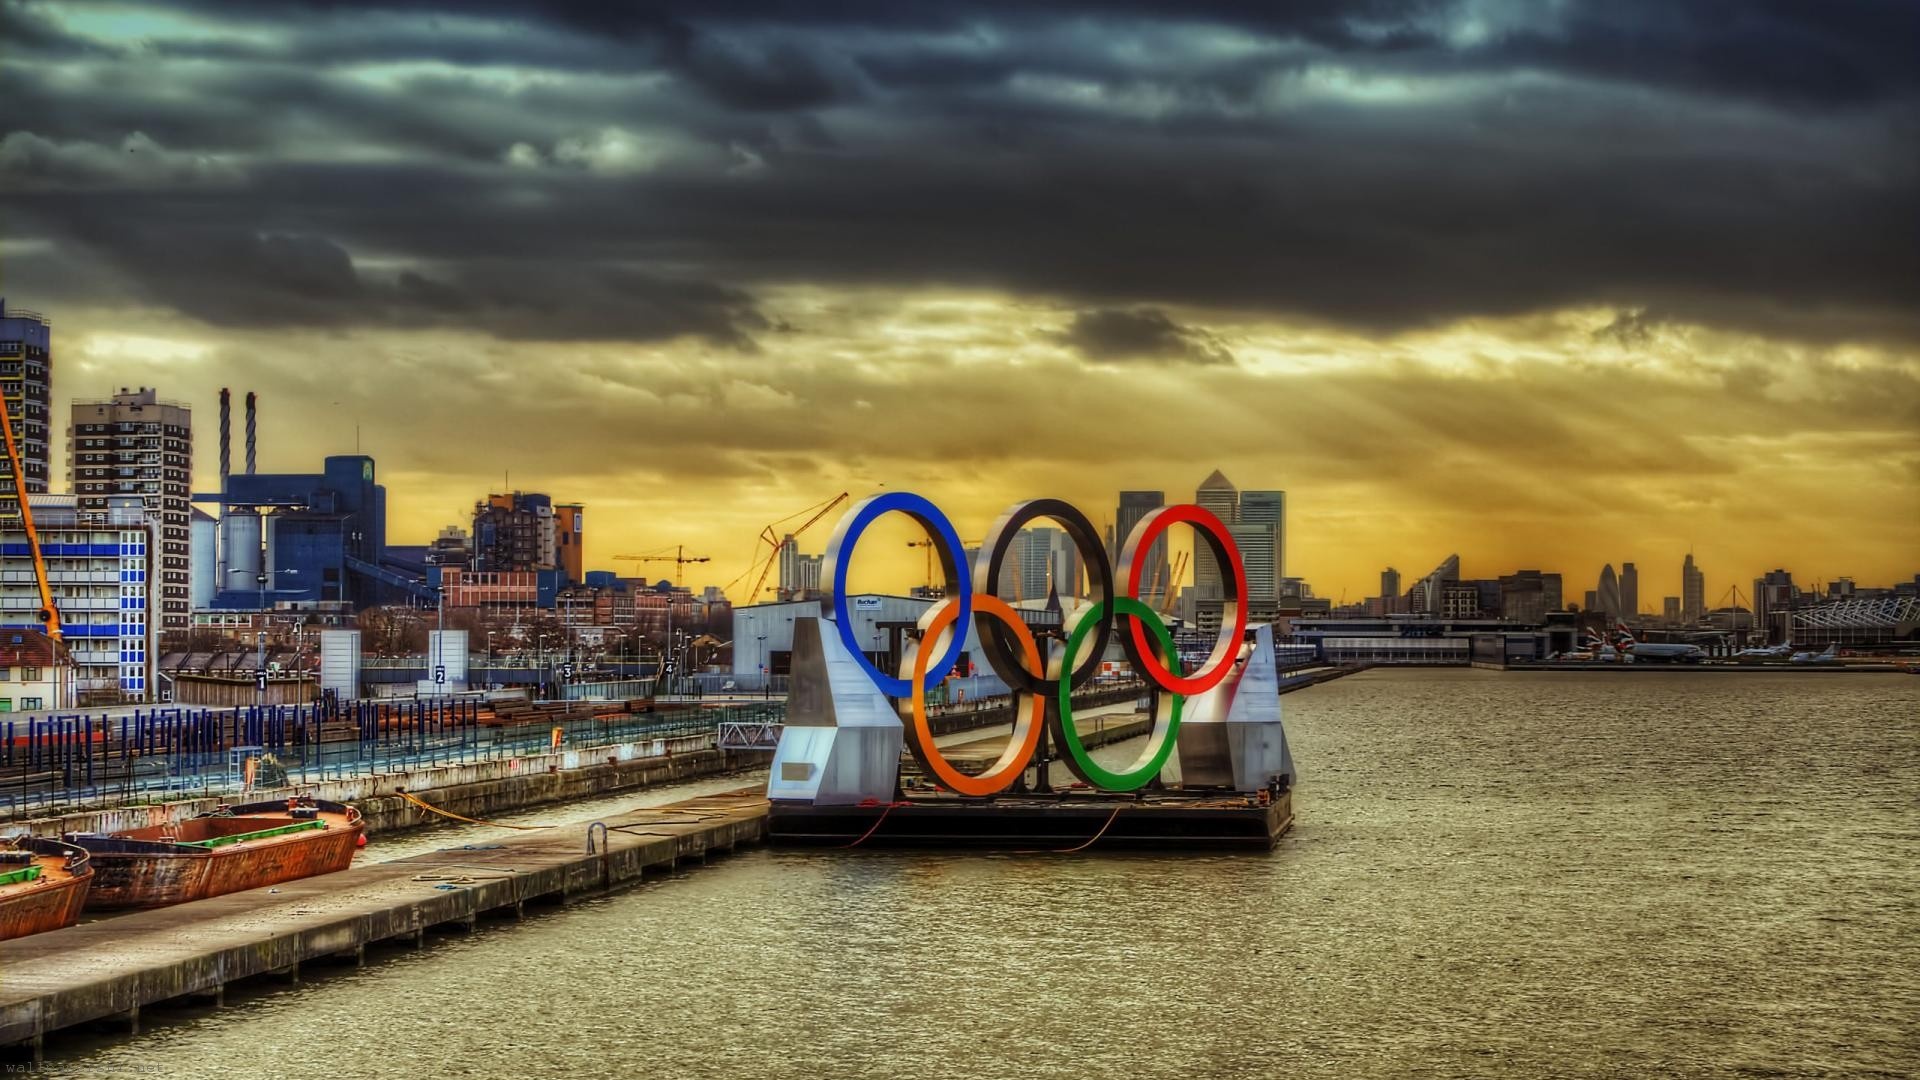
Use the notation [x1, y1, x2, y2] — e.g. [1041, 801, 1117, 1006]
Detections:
[820, 491, 1248, 794]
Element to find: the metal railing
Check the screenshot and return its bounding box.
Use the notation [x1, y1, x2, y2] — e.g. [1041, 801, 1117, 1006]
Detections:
[0, 699, 781, 822]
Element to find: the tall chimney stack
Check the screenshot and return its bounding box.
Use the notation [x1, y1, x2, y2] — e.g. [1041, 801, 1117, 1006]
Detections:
[245, 391, 257, 475]
[218, 388, 231, 484]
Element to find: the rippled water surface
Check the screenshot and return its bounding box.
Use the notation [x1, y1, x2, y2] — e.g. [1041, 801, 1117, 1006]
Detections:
[50, 670, 1920, 1079]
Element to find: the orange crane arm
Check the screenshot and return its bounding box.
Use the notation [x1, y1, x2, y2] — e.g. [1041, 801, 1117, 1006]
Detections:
[0, 392, 59, 641]
[744, 492, 849, 602]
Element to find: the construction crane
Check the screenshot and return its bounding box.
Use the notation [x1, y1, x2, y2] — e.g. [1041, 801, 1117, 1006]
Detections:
[906, 537, 980, 596]
[613, 545, 711, 587]
[0, 389, 59, 644]
[1158, 550, 1188, 615]
[735, 492, 849, 603]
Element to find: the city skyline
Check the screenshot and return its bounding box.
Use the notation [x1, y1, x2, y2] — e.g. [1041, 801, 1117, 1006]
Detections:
[8, 356, 1916, 608]
[3, 3, 1915, 604]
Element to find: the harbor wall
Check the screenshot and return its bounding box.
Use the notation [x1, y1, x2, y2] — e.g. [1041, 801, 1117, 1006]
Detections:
[8, 734, 758, 842]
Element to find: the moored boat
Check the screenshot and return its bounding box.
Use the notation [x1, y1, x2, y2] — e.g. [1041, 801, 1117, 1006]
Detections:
[69, 797, 364, 911]
[0, 836, 93, 940]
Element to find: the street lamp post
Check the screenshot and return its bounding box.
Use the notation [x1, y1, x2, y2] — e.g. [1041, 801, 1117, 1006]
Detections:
[755, 634, 766, 697]
[430, 583, 445, 698]
[255, 571, 269, 706]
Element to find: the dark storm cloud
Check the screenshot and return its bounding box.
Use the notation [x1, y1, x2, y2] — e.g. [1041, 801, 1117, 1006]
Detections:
[44, 214, 763, 345]
[1062, 308, 1233, 365]
[3, 0, 1916, 344]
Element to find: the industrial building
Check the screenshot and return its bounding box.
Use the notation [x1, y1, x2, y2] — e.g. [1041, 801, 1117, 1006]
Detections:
[1787, 596, 1920, 650]
[0, 494, 156, 703]
[194, 426, 437, 616]
[1289, 614, 1564, 665]
[733, 595, 1011, 691]
[441, 567, 558, 614]
[0, 299, 52, 501]
[69, 387, 193, 631]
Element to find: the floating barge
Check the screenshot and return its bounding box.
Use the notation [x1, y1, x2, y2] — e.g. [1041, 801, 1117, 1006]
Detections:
[0, 839, 93, 941]
[769, 787, 1293, 850]
[69, 798, 364, 911]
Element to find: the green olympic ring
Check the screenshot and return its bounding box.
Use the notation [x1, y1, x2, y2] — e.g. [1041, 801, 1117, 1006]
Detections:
[1054, 595, 1185, 791]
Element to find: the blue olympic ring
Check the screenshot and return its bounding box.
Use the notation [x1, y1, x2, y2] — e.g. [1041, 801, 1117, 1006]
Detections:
[822, 492, 973, 696]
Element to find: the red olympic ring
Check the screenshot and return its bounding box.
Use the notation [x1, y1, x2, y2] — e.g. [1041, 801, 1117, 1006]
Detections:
[1119, 504, 1247, 696]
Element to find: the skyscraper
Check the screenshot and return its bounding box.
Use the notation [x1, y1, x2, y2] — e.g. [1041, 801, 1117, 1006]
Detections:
[1229, 521, 1277, 614]
[1193, 469, 1238, 596]
[1018, 526, 1059, 603]
[1115, 490, 1167, 596]
[776, 534, 824, 600]
[0, 300, 53, 507]
[1598, 564, 1621, 621]
[1380, 567, 1401, 603]
[1239, 489, 1286, 586]
[69, 387, 193, 631]
[1682, 553, 1705, 623]
[1620, 562, 1639, 621]
[1416, 554, 1460, 616]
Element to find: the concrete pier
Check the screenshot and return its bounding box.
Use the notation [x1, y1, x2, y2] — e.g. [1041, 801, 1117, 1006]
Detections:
[0, 790, 770, 1058]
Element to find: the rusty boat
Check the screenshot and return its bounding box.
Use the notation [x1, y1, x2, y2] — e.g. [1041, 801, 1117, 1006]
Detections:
[0, 837, 94, 940]
[69, 797, 364, 911]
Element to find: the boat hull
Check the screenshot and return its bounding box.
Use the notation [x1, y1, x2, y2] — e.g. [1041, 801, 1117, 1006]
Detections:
[0, 839, 94, 940]
[73, 801, 364, 911]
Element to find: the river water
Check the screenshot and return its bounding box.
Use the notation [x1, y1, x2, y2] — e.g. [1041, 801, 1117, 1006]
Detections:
[49, 670, 1920, 1079]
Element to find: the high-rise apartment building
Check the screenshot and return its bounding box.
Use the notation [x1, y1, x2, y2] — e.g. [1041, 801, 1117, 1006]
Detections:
[472, 492, 555, 573]
[777, 534, 823, 599]
[0, 300, 53, 504]
[554, 503, 584, 584]
[1620, 562, 1639, 622]
[1682, 553, 1705, 623]
[69, 387, 193, 630]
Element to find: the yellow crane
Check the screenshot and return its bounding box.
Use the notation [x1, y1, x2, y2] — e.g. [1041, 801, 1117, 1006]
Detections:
[906, 537, 980, 596]
[0, 388, 59, 643]
[1159, 550, 1188, 616]
[613, 545, 711, 587]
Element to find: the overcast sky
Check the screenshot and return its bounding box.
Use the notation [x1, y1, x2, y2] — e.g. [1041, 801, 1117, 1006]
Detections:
[3, 0, 1915, 603]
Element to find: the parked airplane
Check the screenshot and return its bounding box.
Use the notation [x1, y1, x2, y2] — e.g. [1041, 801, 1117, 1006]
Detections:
[1733, 643, 1795, 662]
[1613, 625, 1707, 663]
[1789, 644, 1841, 665]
